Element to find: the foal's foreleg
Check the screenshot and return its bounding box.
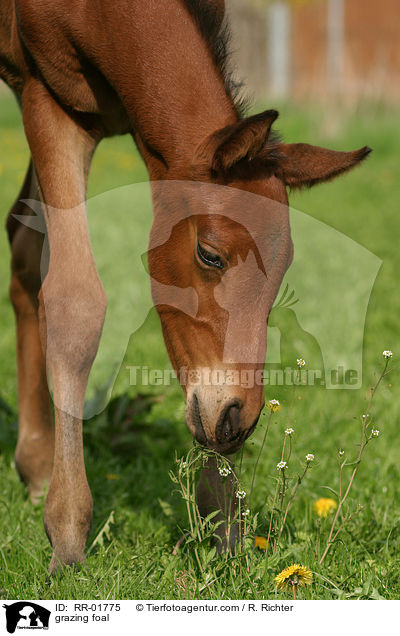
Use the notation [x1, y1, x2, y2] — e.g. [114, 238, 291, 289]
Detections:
[7, 163, 54, 503]
[197, 457, 240, 552]
[22, 79, 106, 572]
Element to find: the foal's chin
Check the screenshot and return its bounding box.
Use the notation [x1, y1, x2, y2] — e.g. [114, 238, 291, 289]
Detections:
[192, 429, 247, 456]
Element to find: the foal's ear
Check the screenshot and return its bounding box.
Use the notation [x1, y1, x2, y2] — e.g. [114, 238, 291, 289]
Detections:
[274, 143, 372, 188]
[209, 109, 279, 176]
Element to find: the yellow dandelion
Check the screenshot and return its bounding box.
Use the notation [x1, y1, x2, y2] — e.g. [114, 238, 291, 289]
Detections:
[267, 399, 281, 413]
[254, 536, 268, 550]
[275, 564, 313, 598]
[313, 497, 337, 518]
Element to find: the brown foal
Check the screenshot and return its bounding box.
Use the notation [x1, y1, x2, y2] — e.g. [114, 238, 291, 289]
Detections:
[1, 0, 370, 570]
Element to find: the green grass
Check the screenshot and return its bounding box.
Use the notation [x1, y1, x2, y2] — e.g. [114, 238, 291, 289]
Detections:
[0, 92, 399, 599]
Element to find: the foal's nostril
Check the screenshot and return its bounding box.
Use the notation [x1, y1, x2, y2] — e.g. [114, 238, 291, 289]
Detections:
[216, 404, 241, 445]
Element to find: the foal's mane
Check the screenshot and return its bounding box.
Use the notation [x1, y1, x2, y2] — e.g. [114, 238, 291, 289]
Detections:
[184, 0, 249, 118]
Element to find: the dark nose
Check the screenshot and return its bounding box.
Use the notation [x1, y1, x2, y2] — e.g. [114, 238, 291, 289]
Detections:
[216, 402, 242, 445]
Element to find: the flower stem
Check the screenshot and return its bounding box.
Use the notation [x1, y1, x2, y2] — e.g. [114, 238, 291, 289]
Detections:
[249, 410, 273, 505]
[319, 360, 388, 564]
[266, 481, 279, 556]
[277, 465, 309, 543]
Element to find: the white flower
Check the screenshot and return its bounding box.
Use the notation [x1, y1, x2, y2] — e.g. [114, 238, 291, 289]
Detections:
[267, 399, 281, 412]
[236, 490, 247, 500]
[276, 461, 287, 471]
[297, 358, 306, 368]
[306, 454, 315, 462]
[339, 449, 345, 456]
[371, 429, 380, 437]
[218, 466, 232, 477]
[242, 509, 250, 517]
[285, 427, 294, 436]
[383, 350, 393, 359]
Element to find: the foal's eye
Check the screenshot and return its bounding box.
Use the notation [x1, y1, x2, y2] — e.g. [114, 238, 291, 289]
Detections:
[197, 242, 224, 270]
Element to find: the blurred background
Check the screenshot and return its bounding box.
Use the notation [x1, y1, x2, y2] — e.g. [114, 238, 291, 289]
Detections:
[227, 0, 400, 104]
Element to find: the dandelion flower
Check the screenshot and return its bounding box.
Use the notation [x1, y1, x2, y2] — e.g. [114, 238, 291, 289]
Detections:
[275, 564, 313, 593]
[305, 453, 314, 462]
[297, 358, 306, 368]
[268, 399, 281, 413]
[285, 427, 294, 436]
[383, 350, 393, 359]
[254, 536, 268, 550]
[371, 429, 380, 437]
[277, 461, 287, 471]
[236, 490, 247, 500]
[313, 497, 337, 518]
[218, 466, 232, 477]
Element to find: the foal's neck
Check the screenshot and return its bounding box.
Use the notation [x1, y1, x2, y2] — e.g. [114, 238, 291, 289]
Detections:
[92, 0, 238, 178]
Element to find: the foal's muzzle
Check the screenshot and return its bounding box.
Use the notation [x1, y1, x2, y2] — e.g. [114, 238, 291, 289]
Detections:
[191, 394, 260, 455]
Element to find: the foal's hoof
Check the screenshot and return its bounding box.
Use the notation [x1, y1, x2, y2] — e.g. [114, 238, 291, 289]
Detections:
[15, 437, 54, 504]
[48, 551, 85, 575]
[28, 483, 47, 505]
[15, 463, 50, 505]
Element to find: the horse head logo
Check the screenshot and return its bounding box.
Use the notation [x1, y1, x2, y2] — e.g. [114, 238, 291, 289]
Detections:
[3, 602, 50, 633]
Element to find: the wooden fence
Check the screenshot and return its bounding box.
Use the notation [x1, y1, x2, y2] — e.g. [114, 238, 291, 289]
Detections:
[227, 0, 400, 103]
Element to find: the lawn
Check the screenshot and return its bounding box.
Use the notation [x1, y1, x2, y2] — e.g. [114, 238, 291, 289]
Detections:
[0, 91, 399, 600]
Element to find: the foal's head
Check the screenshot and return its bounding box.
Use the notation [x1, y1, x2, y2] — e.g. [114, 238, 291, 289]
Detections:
[149, 110, 370, 454]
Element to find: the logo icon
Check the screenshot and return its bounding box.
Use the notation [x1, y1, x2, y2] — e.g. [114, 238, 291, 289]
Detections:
[3, 602, 50, 633]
